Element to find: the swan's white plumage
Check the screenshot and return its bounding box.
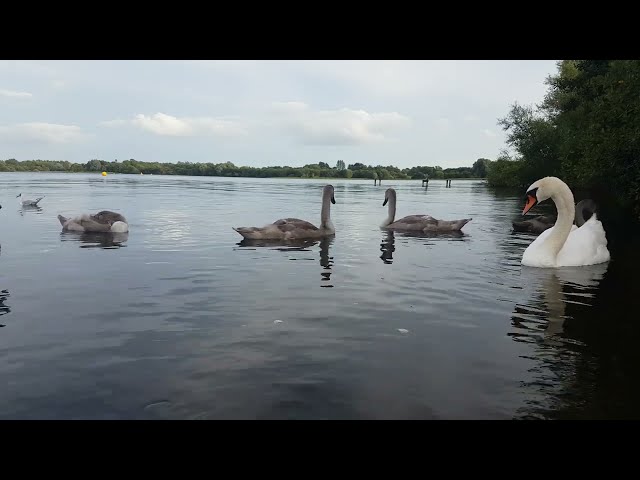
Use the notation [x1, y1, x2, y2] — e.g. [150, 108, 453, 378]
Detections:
[520, 177, 610, 268]
[522, 215, 610, 267]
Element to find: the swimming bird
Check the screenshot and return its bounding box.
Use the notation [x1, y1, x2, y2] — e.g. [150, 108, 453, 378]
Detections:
[16, 193, 45, 207]
[520, 177, 610, 268]
[58, 210, 129, 233]
[381, 187, 471, 232]
[512, 198, 597, 235]
[233, 184, 336, 240]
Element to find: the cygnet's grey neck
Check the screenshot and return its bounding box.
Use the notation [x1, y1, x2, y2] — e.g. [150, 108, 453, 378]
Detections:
[383, 195, 396, 226]
[321, 189, 333, 229]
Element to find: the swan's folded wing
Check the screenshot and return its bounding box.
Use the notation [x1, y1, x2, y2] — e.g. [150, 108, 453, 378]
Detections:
[558, 217, 610, 266]
[394, 215, 437, 225]
[274, 218, 319, 231]
[78, 218, 113, 232]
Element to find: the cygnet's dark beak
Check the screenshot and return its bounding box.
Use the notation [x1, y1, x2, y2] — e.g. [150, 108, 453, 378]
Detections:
[331, 195, 336, 204]
[383, 197, 388, 206]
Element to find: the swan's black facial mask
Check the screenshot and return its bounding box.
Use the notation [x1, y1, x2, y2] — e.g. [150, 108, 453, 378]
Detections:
[523, 187, 539, 215]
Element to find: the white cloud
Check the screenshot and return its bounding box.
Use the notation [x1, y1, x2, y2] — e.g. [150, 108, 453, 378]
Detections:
[101, 112, 247, 138]
[270, 101, 411, 146]
[0, 122, 86, 144]
[133, 113, 194, 136]
[0, 88, 32, 99]
[482, 129, 497, 138]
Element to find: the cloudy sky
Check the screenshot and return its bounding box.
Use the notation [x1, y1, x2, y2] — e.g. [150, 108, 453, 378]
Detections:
[0, 60, 559, 169]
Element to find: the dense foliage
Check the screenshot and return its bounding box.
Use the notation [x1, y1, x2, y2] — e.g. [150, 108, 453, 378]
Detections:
[0, 158, 491, 180]
[486, 60, 640, 220]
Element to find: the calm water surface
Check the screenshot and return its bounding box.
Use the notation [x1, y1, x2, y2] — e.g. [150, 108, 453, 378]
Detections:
[1, 172, 639, 419]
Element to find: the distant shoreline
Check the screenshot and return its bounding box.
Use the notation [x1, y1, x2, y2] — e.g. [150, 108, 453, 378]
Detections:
[0, 170, 483, 182]
[0, 158, 490, 182]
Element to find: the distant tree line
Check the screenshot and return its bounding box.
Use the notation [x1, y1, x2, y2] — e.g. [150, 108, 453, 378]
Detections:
[0, 157, 492, 180]
[485, 60, 640, 221]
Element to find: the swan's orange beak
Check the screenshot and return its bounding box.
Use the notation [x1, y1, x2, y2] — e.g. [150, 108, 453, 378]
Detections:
[523, 194, 537, 215]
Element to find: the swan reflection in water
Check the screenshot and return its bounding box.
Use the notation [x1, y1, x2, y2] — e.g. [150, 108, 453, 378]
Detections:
[236, 236, 334, 287]
[317, 237, 333, 286]
[379, 229, 468, 264]
[394, 230, 467, 240]
[380, 231, 396, 264]
[511, 262, 609, 343]
[60, 231, 129, 249]
[0, 288, 10, 327]
[510, 262, 610, 419]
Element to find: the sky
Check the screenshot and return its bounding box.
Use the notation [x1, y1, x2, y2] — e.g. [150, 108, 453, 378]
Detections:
[0, 60, 559, 169]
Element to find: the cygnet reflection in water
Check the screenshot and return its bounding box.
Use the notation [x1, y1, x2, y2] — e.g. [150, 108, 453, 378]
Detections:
[60, 231, 129, 249]
[235, 236, 334, 286]
[235, 237, 323, 251]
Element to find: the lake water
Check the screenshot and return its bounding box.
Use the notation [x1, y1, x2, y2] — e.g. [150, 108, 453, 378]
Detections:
[1, 172, 639, 420]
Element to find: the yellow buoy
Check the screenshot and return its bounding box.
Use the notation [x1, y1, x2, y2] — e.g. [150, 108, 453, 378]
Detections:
[102, 171, 107, 176]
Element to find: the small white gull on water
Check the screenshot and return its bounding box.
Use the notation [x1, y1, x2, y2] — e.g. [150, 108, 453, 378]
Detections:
[16, 193, 45, 207]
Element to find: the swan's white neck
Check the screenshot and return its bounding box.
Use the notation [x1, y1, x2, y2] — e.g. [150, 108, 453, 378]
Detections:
[321, 191, 334, 231]
[541, 182, 576, 260]
[382, 195, 396, 227]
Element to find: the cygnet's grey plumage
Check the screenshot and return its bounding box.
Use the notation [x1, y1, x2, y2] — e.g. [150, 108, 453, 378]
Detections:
[58, 210, 129, 233]
[233, 184, 336, 240]
[380, 188, 471, 232]
[511, 198, 597, 234]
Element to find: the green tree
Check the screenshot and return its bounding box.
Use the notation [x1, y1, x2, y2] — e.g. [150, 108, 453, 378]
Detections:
[497, 102, 561, 186]
[85, 159, 103, 171]
[471, 158, 491, 178]
[496, 59, 640, 220]
[486, 153, 527, 188]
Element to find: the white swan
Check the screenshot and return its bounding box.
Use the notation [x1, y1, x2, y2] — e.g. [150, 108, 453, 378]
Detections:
[381, 188, 472, 232]
[520, 177, 610, 268]
[58, 210, 129, 233]
[233, 184, 336, 240]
